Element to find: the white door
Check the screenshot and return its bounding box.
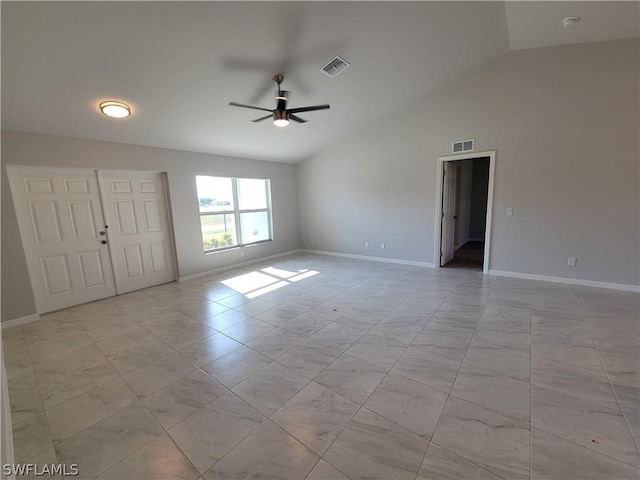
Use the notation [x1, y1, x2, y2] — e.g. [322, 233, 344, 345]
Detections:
[441, 162, 456, 266]
[7, 166, 117, 313]
[98, 170, 176, 294]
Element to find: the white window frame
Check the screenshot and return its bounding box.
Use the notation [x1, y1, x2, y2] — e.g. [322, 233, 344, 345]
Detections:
[197, 176, 273, 253]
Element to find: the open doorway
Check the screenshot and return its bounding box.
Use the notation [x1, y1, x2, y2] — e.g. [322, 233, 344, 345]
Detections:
[434, 150, 495, 274]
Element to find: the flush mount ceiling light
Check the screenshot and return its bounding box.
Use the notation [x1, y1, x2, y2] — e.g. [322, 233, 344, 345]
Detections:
[562, 16, 580, 27]
[99, 101, 131, 118]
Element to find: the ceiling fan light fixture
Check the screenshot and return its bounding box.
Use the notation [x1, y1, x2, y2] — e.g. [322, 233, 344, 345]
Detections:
[99, 101, 131, 118]
[273, 111, 289, 127]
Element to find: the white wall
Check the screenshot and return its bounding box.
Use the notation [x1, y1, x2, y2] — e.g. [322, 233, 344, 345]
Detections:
[1, 133, 300, 321]
[297, 39, 639, 287]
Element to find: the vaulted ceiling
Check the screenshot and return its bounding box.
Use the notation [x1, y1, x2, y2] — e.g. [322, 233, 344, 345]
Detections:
[2, 2, 638, 163]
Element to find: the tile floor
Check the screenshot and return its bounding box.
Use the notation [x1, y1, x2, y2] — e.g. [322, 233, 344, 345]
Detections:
[3, 253, 639, 479]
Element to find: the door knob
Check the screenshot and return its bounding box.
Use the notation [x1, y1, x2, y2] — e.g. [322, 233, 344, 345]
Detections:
[101, 240, 108, 245]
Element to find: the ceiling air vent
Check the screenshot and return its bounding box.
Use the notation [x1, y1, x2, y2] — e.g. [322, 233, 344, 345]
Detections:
[452, 138, 475, 154]
[321, 56, 350, 78]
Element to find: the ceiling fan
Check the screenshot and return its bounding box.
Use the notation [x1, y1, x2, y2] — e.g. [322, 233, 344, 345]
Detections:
[229, 74, 329, 127]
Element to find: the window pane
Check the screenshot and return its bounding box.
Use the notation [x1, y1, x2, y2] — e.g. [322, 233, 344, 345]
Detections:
[237, 178, 268, 210]
[196, 176, 234, 212]
[200, 214, 237, 250]
[240, 211, 270, 244]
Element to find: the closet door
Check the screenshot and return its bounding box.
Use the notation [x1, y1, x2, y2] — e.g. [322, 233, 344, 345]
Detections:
[8, 166, 117, 313]
[98, 170, 176, 294]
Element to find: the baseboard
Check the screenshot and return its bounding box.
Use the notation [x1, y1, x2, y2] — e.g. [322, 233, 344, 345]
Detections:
[179, 249, 303, 282]
[302, 249, 435, 268]
[488, 269, 640, 293]
[1, 313, 40, 330]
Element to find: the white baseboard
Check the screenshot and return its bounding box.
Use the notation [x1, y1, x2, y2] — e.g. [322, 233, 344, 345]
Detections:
[1, 313, 41, 330]
[302, 249, 435, 268]
[179, 249, 303, 282]
[488, 269, 640, 293]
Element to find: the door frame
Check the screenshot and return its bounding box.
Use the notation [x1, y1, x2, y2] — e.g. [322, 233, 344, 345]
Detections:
[434, 150, 496, 274]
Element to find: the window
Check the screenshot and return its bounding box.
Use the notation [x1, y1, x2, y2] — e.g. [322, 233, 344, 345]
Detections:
[196, 176, 272, 252]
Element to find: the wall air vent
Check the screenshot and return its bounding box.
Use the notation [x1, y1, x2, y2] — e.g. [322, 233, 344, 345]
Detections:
[452, 138, 475, 154]
[321, 56, 350, 78]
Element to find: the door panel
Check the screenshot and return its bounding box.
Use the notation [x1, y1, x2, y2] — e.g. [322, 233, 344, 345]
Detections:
[8, 166, 117, 313]
[441, 162, 456, 266]
[99, 170, 176, 294]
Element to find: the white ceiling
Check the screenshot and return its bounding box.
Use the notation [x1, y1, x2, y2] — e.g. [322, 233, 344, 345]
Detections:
[2, 2, 638, 164]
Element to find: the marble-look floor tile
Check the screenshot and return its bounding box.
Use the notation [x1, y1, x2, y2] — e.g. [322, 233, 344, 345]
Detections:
[531, 356, 620, 411]
[95, 326, 157, 356]
[46, 378, 137, 442]
[201, 345, 271, 388]
[364, 372, 447, 439]
[271, 382, 359, 456]
[307, 322, 365, 352]
[431, 396, 530, 479]
[35, 359, 119, 410]
[177, 333, 242, 367]
[391, 345, 462, 394]
[106, 337, 175, 375]
[232, 362, 309, 416]
[203, 421, 319, 479]
[531, 428, 640, 479]
[96, 434, 200, 480]
[142, 369, 227, 429]
[345, 333, 407, 370]
[314, 354, 387, 404]
[417, 443, 502, 480]
[2, 336, 34, 380]
[276, 340, 341, 379]
[305, 460, 349, 480]
[201, 309, 249, 331]
[26, 329, 95, 364]
[531, 385, 639, 467]
[123, 353, 196, 397]
[463, 344, 530, 380]
[451, 364, 531, 423]
[54, 402, 163, 480]
[8, 371, 43, 425]
[146, 318, 218, 349]
[324, 408, 429, 480]
[167, 391, 265, 474]
[279, 312, 332, 338]
[12, 414, 53, 463]
[246, 327, 305, 359]
[220, 318, 274, 343]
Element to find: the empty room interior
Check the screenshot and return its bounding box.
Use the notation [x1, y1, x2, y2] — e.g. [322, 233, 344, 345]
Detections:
[1, 2, 639, 479]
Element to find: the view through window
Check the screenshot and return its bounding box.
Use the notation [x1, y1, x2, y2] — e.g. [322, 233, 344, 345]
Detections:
[196, 176, 272, 252]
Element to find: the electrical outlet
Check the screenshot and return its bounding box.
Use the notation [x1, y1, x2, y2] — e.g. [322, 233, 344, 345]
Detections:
[381, 243, 385, 250]
[364, 242, 369, 248]
[310, 238, 314, 244]
[568, 257, 577, 266]
[240, 251, 244, 257]
[506, 207, 514, 216]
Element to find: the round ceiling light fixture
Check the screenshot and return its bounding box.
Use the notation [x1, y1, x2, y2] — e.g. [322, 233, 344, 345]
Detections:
[562, 16, 580, 27]
[99, 101, 131, 118]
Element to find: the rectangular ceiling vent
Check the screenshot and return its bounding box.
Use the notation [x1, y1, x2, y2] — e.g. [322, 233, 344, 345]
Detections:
[321, 56, 350, 78]
[452, 138, 475, 154]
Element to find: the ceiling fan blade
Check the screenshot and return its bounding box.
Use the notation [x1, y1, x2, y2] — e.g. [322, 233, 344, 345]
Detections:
[289, 114, 307, 123]
[229, 102, 273, 113]
[287, 104, 330, 114]
[252, 114, 272, 123]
